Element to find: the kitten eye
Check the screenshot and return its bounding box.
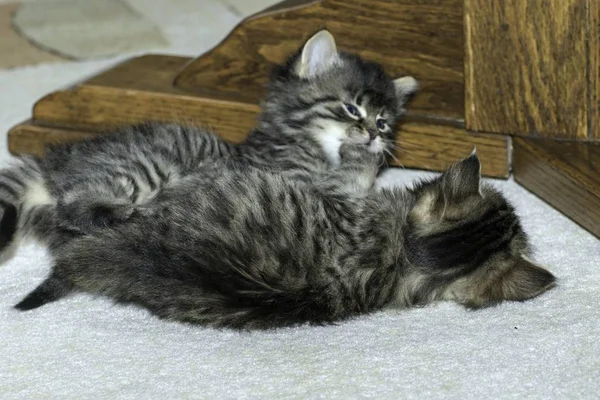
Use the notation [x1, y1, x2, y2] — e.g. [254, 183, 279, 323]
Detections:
[376, 119, 387, 131]
[344, 103, 360, 118]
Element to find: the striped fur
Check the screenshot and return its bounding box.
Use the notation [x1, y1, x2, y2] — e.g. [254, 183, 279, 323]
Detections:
[15, 154, 556, 329]
[0, 29, 417, 262]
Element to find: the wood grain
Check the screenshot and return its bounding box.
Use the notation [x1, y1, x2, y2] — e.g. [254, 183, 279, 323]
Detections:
[174, 0, 465, 123]
[465, 0, 588, 139]
[32, 55, 260, 143]
[17, 55, 508, 177]
[395, 123, 508, 177]
[513, 137, 600, 238]
[8, 121, 96, 155]
[9, 119, 509, 178]
[590, 0, 600, 140]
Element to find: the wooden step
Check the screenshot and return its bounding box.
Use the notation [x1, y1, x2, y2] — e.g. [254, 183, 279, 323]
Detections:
[8, 54, 510, 177]
[175, 0, 466, 123]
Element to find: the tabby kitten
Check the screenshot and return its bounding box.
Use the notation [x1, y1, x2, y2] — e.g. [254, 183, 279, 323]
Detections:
[15, 152, 556, 330]
[0, 29, 417, 259]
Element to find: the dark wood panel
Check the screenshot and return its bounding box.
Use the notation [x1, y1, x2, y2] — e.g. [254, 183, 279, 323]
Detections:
[513, 137, 600, 238]
[174, 0, 465, 123]
[395, 123, 508, 177]
[8, 121, 96, 155]
[590, 0, 600, 140]
[465, 0, 588, 139]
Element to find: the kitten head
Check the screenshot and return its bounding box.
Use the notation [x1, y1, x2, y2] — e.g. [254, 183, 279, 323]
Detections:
[404, 152, 556, 308]
[260, 29, 418, 165]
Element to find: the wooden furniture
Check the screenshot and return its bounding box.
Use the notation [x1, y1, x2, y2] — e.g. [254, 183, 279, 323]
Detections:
[7, 0, 600, 238]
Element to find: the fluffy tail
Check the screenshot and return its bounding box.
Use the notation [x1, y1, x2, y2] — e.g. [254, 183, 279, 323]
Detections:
[0, 156, 55, 263]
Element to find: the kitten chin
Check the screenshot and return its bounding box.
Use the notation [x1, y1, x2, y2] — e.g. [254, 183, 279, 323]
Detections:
[368, 136, 385, 154]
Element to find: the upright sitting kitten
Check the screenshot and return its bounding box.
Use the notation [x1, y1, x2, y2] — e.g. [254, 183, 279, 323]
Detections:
[15, 152, 556, 329]
[0, 30, 417, 260]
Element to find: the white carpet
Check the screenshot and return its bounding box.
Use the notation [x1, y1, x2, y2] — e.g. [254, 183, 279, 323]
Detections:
[1, 8, 600, 400]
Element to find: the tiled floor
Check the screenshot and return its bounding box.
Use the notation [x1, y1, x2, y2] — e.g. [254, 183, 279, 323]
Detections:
[0, 0, 281, 69]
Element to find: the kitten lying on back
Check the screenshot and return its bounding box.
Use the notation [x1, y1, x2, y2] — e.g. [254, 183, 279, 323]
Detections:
[15, 151, 556, 330]
[0, 30, 417, 263]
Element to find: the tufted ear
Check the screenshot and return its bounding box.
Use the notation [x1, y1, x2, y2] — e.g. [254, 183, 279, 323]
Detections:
[296, 30, 340, 78]
[441, 150, 482, 204]
[393, 76, 419, 102]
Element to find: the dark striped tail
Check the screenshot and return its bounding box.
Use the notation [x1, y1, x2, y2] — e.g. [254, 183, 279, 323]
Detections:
[15, 272, 73, 311]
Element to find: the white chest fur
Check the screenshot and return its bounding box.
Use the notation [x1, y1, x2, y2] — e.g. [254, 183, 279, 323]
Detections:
[313, 120, 347, 167]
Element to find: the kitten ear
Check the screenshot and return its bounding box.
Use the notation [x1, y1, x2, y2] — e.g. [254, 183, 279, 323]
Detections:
[454, 256, 556, 309]
[393, 76, 419, 102]
[297, 30, 339, 78]
[496, 256, 556, 302]
[441, 151, 482, 202]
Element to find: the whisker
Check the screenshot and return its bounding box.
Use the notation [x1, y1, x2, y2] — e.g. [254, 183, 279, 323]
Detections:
[379, 158, 388, 169]
[396, 140, 426, 149]
[382, 139, 399, 147]
[396, 148, 424, 156]
[384, 148, 400, 163]
[404, 143, 425, 149]
[398, 152, 435, 171]
[384, 149, 404, 169]
[383, 139, 426, 153]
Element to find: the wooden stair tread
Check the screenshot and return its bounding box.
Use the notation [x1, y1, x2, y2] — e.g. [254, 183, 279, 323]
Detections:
[7, 0, 507, 177]
[8, 122, 96, 156]
[173, 0, 466, 123]
[8, 54, 509, 177]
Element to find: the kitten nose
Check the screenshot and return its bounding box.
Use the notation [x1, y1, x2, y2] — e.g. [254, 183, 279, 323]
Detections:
[367, 129, 378, 140]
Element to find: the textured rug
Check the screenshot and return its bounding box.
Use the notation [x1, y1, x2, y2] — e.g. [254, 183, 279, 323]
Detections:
[0, 3, 67, 68]
[13, 0, 168, 59]
[0, 3, 599, 399]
